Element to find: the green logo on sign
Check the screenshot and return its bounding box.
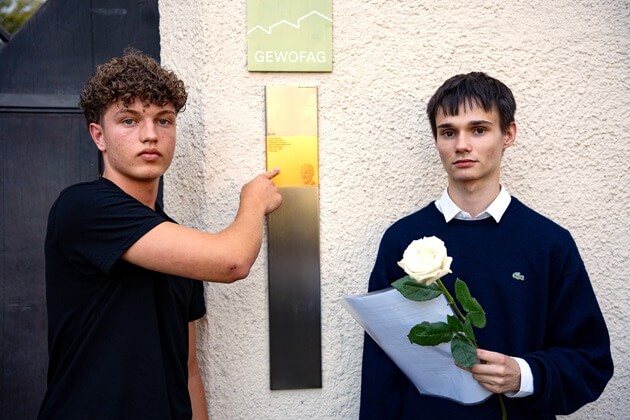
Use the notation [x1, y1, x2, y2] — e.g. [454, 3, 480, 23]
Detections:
[247, 1, 333, 72]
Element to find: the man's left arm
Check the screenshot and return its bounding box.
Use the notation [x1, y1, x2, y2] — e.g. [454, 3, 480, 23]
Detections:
[188, 322, 209, 420]
[467, 242, 613, 414]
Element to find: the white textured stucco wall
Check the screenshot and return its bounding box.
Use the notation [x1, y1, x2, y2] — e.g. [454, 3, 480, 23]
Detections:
[159, 1, 629, 419]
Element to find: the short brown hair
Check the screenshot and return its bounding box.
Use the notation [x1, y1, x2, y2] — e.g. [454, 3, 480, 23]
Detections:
[426, 72, 516, 139]
[79, 49, 187, 126]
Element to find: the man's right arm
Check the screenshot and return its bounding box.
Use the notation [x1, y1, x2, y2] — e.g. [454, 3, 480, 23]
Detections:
[122, 170, 282, 283]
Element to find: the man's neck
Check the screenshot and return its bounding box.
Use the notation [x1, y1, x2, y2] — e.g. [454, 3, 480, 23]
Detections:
[102, 173, 159, 210]
[447, 181, 501, 218]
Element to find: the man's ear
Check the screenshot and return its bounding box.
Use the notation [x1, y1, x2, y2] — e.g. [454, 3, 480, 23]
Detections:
[89, 122, 107, 152]
[503, 121, 517, 150]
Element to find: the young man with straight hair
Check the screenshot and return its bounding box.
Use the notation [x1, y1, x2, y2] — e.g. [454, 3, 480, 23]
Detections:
[38, 50, 282, 419]
[360, 72, 613, 419]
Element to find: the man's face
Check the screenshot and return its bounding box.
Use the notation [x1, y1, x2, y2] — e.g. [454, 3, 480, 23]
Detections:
[89, 99, 177, 186]
[434, 103, 515, 189]
[300, 165, 314, 184]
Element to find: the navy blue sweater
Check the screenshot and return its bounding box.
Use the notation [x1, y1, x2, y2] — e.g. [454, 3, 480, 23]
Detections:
[360, 198, 613, 419]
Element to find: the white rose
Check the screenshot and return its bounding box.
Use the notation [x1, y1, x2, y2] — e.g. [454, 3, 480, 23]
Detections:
[397, 236, 453, 285]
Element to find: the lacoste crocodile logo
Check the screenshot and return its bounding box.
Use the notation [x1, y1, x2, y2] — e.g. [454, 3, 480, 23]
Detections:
[512, 272, 525, 281]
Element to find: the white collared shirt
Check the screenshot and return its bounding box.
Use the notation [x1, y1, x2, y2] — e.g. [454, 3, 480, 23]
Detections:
[433, 186, 534, 398]
[434, 186, 512, 223]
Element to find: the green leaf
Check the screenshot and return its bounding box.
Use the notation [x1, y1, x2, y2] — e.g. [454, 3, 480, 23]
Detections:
[447, 314, 463, 332]
[392, 276, 442, 302]
[454, 279, 473, 308]
[454, 279, 486, 327]
[451, 334, 478, 368]
[467, 310, 487, 328]
[408, 321, 453, 346]
[462, 318, 476, 344]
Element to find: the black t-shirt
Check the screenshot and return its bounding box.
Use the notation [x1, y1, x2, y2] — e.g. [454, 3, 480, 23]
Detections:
[38, 178, 206, 420]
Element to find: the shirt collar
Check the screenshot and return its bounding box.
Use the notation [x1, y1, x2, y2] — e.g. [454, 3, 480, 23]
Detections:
[434, 186, 511, 223]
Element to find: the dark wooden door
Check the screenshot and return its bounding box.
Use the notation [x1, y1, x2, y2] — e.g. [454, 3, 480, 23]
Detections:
[0, 1, 160, 417]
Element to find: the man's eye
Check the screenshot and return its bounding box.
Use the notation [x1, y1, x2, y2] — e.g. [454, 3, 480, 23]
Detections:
[121, 118, 134, 125]
[441, 130, 455, 137]
[473, 127, 487, 134]
[158, 119, 172, 126]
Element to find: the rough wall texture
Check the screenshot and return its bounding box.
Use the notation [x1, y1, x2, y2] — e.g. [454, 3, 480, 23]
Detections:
[159, 1, 629, 419]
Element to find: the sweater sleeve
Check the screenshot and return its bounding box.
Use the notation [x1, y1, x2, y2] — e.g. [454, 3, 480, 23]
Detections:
[520, 235, 613, 414]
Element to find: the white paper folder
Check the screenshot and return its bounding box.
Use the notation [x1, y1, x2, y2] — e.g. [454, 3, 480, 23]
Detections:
[343, 287, 492, 405]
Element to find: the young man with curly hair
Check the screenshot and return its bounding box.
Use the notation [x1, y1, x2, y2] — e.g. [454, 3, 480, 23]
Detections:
[38, 50, 282, 419]
[360, 72, 613, 419]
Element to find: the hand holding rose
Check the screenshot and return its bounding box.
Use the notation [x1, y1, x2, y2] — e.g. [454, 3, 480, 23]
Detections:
[392, 236, 506, 419]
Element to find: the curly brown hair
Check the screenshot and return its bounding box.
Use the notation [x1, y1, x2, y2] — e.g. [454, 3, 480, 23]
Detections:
[79, 50, 188, 126]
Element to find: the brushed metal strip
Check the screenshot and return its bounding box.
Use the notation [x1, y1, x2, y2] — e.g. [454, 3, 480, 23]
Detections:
[266, 85, 321, 389]
[268, 187, 321, 389]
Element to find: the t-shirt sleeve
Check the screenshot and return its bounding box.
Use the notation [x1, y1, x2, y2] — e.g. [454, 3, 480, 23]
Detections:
[51, 181, 166, 275]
